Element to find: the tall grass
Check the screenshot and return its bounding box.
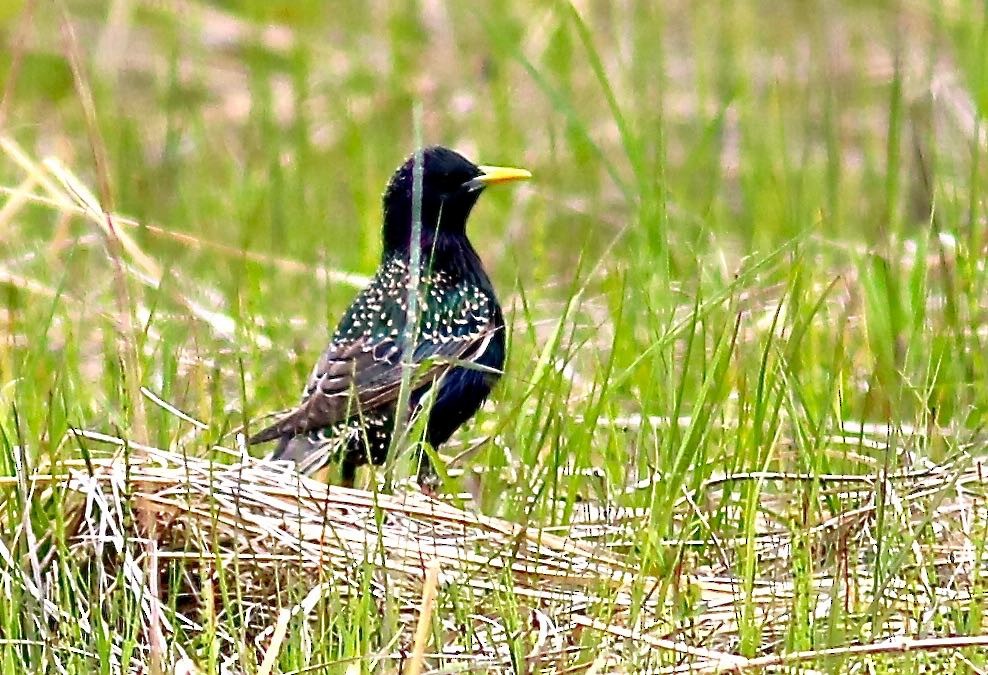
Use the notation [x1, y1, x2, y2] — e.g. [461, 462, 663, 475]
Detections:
[1, 0, 987, 672]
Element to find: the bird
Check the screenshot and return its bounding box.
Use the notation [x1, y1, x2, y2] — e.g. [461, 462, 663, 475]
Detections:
[248, 146, 530, 488]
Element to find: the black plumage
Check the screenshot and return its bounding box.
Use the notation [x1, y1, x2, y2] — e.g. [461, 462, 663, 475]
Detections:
[248, 146, 530, 487]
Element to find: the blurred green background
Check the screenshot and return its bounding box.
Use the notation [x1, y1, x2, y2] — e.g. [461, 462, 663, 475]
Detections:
[2, 0, 986, 511]
[1, 1, 988, 669]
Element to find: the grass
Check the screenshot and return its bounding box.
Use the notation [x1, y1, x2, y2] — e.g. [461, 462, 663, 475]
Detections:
[2, 0, 988, 672]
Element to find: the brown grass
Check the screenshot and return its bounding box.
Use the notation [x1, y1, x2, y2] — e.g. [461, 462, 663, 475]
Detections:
[4, 423, 981, 672]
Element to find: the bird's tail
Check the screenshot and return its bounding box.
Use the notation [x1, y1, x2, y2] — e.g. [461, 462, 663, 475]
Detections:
[269, 433, 333, 477]
[246, 420, 286, 446]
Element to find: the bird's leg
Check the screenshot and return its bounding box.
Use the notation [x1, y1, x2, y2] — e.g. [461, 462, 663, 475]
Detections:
[340, 454, 360, 489]
[416, 444, 441, 496]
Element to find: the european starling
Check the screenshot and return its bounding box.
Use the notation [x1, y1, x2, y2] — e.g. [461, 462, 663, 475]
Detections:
[248, 146, 530, 487]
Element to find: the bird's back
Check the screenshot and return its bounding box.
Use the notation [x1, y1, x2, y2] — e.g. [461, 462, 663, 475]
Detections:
[250, 255, 504, 479]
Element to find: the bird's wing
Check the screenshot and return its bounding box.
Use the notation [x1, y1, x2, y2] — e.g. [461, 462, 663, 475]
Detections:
[248, 268, 499, 444]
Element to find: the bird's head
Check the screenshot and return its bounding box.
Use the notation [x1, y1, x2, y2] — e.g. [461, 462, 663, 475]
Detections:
[381, 146, 530, 256]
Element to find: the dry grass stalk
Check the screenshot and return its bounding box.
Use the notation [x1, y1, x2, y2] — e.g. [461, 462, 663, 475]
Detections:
[42, 437, 665, 671]
[404, 560, 441, 675]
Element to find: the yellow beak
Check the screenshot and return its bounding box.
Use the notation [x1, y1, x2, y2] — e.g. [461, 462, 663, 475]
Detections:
[466, 165, 532, 190]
